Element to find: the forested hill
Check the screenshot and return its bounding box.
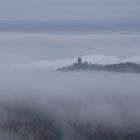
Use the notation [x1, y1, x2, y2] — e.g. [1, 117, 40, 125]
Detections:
[57, 62, 140, 73]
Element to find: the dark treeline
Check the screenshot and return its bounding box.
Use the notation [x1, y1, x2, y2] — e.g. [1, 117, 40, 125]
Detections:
[1, 101, 140, 140]
[1, 121, 140, 140]
[57, 58, 140, 73]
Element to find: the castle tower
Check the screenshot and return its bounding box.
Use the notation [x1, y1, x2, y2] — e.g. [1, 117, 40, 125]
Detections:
[78, 57, 82, 64]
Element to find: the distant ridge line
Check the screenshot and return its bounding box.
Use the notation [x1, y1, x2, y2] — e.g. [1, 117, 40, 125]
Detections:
[57, 58, 140, 73]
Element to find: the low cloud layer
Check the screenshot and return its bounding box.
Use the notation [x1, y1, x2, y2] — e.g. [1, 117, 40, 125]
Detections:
[0, 71, 140, 131]
[1, 52, 140, 71]
[0, 33, 140, 61]
[0, 0, 139, 21]
[0, 0, 139, 33]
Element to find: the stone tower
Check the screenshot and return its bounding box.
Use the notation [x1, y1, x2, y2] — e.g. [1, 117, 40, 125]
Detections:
[78, 57, 82, 64]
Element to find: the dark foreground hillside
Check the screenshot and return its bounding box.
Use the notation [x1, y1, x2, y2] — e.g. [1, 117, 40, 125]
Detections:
[1, 105, 140, 140]
[1, 120, 140, 140]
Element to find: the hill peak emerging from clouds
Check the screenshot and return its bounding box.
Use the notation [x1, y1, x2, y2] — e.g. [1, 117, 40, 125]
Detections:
[57, 56, 140, 73]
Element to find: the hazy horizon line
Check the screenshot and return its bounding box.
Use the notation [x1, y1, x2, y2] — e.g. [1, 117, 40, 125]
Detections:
[0, 20, 140, 33]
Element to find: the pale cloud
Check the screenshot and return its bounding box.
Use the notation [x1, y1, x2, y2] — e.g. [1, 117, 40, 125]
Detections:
[0, 0, 139, 21]
[0, 33, 140, 60]
[0, 0, 139, 33]
[1, 52, 140, 71]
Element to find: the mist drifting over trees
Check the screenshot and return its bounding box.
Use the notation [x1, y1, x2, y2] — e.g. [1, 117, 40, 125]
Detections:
[0, 70, 140, 139]
[0, 0, 139, 139]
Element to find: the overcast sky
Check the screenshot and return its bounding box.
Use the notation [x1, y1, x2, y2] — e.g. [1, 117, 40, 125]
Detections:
[0, 0, 140, 69]
[0, 0, 139, 21]
[0, 0, 139, 32]
[0, 33, 139, 71]
[1, 33, 140, 60]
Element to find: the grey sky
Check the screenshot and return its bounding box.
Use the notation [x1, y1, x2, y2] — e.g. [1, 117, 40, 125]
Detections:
[0, 0, 140, 32]
[0, 0, 139, 21]
[0, 0, 140, 69]
[0, 33, 140, 60]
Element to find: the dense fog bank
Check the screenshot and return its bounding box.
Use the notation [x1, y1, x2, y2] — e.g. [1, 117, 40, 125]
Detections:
[0, 71, 140, 129]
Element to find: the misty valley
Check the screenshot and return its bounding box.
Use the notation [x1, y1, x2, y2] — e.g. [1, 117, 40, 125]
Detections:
[0, 71, 140, 140]
[0, 0, 139, 139]
[1, 105, 140, 140]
